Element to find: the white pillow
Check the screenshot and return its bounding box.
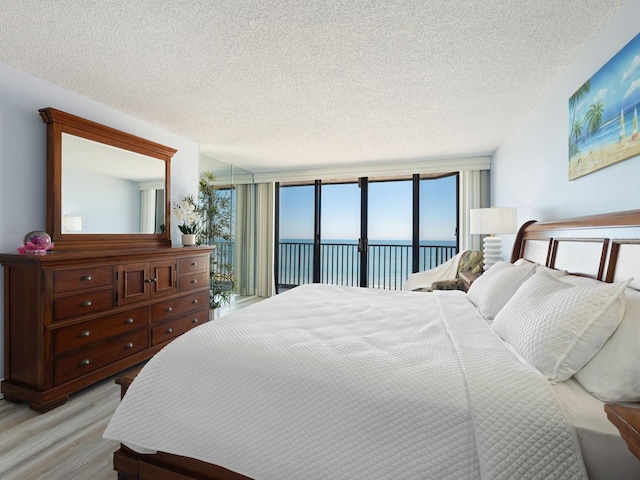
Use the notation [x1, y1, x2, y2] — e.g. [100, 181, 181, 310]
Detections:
[492, 269, 630, 382]
[466, 261, 537, 319]
[574, 287, 640, 402]
[513, 258, 534, 266]
[513, 257, 568, 278]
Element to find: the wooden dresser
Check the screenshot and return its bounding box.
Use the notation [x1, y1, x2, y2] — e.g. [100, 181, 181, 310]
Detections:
[0, 246, 213, 412]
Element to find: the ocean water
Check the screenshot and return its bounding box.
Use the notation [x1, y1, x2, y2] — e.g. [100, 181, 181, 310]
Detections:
[575, 101, 640, 152]
[278, 239, 457, 290]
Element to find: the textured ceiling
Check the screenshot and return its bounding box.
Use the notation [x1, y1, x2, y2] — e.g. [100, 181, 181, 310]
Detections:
[0, 1, 625, 173]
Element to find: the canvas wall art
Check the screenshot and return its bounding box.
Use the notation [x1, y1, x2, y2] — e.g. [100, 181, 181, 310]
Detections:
[569, 32, 640, 180]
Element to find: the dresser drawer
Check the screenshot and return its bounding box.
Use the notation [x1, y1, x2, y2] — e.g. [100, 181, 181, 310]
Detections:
[151, 308, 207, 345]
[179, 255, 208, 274]
[53, 289, 114, 321]
[178, 271, 209, 292]
[151, 290, 209, 323]
[54, 306, 149, 354]
[54, 329, 148, 385]
[54, 266, 113, 293]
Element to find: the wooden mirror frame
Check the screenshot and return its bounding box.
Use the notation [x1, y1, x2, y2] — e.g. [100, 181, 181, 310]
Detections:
[40, 107, 175, 250]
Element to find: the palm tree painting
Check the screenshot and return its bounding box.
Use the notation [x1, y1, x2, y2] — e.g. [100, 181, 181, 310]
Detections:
[568, 32, 640, 180]
[584, 101, 605, 149]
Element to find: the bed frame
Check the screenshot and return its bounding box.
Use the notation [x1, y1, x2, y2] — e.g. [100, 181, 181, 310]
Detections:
[113, 209, 640, 480]
[510, 209, 640, 289]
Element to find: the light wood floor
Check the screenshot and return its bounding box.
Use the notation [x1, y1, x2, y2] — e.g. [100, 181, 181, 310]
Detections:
[0, 372, 123, 480]
[0, 296, 264, 480]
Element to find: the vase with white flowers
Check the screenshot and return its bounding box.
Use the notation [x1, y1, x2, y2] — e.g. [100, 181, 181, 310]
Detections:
[173, 194, 201, 246]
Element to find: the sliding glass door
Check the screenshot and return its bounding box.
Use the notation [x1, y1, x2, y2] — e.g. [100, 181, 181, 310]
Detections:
[276, 173, 458, 292]
[419, 175, 458, 270]
[278, 184, 315, 289]
[368, 179, 413, 289]
[320, 182, 361, 286]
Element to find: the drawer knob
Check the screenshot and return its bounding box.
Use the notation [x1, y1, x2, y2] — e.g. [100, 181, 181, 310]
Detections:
[80, 300, 93, 307]
[80, 275, 93, 281]
[123, 318, 134, 324]
[124, 342, 134, 349]
[78, 330, 91, 338]
[165, 328, 173, 334]
[165, 306, 173, 312]
[78, 359, 91, 367]
[192, 299, 198, 304]
[191, 262, 198, 266]
[145, 278, 158, 283]
[191, 279, 198, 284]
[192, 318, 199, 324]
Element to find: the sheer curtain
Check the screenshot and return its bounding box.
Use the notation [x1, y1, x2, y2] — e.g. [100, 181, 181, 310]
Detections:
[235, 183, 275, 298]
[139, 190, 155, 233]
[255, 183, 275, 297]
[459, 169, 490, 251]
[235, 184, 255, 296]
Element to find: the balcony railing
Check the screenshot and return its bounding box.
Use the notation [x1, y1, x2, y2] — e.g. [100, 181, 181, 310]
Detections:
[278, 241, 457, 291]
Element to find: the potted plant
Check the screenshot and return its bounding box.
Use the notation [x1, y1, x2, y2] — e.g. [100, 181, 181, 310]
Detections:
[173, 194, 201, 246]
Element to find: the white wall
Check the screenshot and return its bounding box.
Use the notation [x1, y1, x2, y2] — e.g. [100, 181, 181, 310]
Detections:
[0, 61, 200, 380]
[492, 0, 640, 257]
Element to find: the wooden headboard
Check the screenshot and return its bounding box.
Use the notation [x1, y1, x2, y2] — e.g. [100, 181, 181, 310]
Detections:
[510, 209, 640, 290]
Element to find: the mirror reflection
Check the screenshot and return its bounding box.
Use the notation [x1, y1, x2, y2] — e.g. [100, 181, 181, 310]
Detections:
[62, 133, 166, 234]
[199, 153, 254, 185]
[199, 153, 255, 303]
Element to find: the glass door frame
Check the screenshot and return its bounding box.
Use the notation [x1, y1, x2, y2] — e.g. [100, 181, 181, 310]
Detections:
[275, 172, 459, 291]
[358, 177, 368, 287]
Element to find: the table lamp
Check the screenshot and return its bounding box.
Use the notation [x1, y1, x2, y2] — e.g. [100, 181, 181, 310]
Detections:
[470, 207, 517, 270]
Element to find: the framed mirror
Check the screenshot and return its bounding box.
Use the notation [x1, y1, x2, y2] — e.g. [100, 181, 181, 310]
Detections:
[40, 107, 175, 250]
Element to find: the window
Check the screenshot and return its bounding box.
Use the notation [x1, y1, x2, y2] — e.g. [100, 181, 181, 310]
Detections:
[276, 173, 458, 292]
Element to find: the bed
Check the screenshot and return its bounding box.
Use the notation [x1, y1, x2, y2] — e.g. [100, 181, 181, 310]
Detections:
[104, 210, 640, 479]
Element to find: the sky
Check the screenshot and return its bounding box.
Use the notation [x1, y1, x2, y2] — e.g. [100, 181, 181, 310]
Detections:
[279, 176, 457, 241]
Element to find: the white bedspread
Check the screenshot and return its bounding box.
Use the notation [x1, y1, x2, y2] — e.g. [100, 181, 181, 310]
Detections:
[104, 284, 587, 479]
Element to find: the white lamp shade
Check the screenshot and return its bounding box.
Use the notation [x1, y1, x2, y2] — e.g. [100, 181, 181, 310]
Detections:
[470, 207, 517, 235]
[64, 216, 83, 232]
[470, 207, 517, 271]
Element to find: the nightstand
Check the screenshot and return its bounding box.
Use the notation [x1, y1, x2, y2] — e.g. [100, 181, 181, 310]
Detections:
[459, 272, 479, 292]
[605, 403, 640, 460]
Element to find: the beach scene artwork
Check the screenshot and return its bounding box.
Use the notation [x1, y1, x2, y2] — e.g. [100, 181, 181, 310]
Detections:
[569, 32, 640, 180]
